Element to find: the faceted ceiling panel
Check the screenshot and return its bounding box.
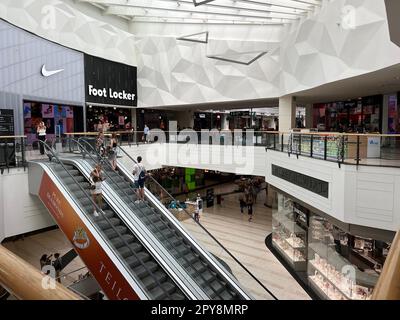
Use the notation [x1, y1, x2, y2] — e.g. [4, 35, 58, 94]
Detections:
[384, 0, 400, 47]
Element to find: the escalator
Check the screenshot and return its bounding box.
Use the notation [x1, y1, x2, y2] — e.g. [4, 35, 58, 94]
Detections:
[73, 139, 255, 300]
[77, 157, 245, 300]
[29, 147, 190, 300]
[51, 162, 186, 300]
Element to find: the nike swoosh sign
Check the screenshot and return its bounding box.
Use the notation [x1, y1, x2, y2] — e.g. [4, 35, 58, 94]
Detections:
[41, 65, 64, 77]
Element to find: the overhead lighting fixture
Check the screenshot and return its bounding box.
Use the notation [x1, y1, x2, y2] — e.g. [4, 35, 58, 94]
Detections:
[207, 51, 268, 66]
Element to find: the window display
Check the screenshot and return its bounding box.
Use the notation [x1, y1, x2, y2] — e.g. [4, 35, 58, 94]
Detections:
[272, 194, 307, 271]
[307, 215, 379, 300]
[270, 189, 393, 300]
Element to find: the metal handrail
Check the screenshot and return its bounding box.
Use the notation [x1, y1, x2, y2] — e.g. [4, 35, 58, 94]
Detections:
[117, 144, 279, 300]
[37, 140, 173, 300]
[76, 137, 220, 299]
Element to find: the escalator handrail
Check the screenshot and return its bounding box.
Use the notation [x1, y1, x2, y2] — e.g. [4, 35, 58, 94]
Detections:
[75, 138, 220, 299]
[37, 140, 172, 300]
[117, 144, 279, 300]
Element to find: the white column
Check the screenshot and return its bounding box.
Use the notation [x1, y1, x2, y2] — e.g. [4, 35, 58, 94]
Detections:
[279, 96, 296, 131]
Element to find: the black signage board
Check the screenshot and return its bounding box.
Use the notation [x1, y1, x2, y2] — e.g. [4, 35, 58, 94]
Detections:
[271, 164, 329, 198]
[0, 109, 15, 136]
[84, 54, 137, 106]
[206, 188, 214, 208]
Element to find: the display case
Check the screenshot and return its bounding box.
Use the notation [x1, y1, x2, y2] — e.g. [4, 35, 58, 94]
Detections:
[307, 215, 379, 300]
[272, 194, 307, 271]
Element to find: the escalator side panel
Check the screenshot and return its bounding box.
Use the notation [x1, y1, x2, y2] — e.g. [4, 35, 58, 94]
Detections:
[36, 169, 140, 300]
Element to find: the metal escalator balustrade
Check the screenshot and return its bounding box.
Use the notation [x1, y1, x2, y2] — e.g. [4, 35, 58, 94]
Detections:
[37, 140, 187, 300]
[76, 138, 241, 300]
[115, 143, 279, 300]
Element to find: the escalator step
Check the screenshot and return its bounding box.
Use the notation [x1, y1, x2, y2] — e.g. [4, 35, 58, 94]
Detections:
[126, 252, 151, 268]
[170, 293, 186, 300]
[202, 270, 217, 283]
[142, 271, 168, 290]
[173, 244, 191, 256]
[97, 218, 121, 230]
[101, 210, 115, 219]
[192, 261, 207, 273]
[209, 280, 225, 295]
[150, 282, 177, 300]
[103, 226, 128, 239]
[118, 243, 143, 258]
[219, 290, 235, 300]
[133, 261, 158, 279]
[111, 235, 135, 249]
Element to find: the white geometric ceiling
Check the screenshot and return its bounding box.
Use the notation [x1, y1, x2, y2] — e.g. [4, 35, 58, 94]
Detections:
[79, 0, 321, 25]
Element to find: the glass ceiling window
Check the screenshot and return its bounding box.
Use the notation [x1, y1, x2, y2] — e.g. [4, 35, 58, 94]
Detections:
[80, 0, 321, 25]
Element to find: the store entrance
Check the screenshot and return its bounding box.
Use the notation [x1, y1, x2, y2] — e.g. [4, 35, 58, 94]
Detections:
[86, 105, 133, 132]
[23, 101, 84, 146]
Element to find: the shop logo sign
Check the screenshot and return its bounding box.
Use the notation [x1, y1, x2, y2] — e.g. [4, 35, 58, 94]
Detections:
[72, 228, 90, 249]
[41, 65, 64, 77]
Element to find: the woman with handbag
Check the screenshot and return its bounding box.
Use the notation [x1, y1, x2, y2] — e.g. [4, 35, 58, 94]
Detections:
[36, 121, 47, 155]
[90, 164, 104, 217]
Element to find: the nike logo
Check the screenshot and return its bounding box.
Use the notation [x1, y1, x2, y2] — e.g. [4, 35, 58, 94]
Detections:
[41, 65, 64, 77]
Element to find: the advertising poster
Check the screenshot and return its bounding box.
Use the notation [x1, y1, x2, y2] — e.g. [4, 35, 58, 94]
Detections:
[119, 116, 125, 126]
[23, 102, 31, 119]
[65, 106, 74, 118]
[42, 104, 54, 118]
[38, 172, 139, 300]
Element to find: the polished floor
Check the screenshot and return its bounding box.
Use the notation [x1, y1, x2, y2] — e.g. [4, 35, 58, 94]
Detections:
[2, 183, 309, 300]
[181, 184, 310, 300]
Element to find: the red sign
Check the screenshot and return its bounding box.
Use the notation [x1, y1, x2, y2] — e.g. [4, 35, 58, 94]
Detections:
[38, 172, 139, 300]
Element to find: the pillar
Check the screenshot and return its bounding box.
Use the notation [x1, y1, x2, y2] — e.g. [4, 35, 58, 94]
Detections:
[279, 96, 296, 131]
[305, 104, 313, 129]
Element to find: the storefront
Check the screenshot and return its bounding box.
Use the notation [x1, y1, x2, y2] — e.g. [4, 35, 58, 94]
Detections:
[24, 101, 83, 145]
[0, 19, 85, 146]
[84, 54, 137, 132]
[313, 95, 383, 133]
[268, 188, 394, 300]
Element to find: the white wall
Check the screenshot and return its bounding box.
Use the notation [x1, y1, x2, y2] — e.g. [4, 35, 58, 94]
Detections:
[0, 168, 55, 241]
[265, 150, 400, 232]
[0, 0, 137, 66]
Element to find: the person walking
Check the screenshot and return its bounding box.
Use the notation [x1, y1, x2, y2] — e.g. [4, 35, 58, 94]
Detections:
[52, 253, 62, 283]
[143, 124, 150, 143]
[194, 194, 203, 222]
[246, 189, 254, 222]
[239, 194, 246, 214]
[96, 131, 105, 157]
[108, 132, 118, 170]
[132, 156, 147, 203]
[90, 164, 104, 217]
[36, 121, 47, 155]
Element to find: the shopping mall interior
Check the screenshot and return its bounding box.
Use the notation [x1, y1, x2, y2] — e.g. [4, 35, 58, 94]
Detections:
[1, 0, 400, 304]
